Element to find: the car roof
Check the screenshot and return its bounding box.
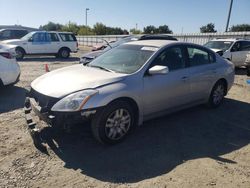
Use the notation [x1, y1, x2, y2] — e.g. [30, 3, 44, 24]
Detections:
[49, 31, 74, 34]
[210, 38, 250, 42]
[126, 40, 177, 48]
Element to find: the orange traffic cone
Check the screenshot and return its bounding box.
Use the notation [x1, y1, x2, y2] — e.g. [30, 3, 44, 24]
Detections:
[45, 64, 50, 72]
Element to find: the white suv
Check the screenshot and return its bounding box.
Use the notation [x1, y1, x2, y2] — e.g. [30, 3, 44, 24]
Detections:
[2, 31, 78, 60]
[204, 39, 250, 70]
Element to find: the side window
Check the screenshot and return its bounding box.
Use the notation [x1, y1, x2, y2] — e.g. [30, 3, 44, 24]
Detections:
[152, 46, 185, 71]
[15, 30, 28, 38]
[187, 47, 212, 67]
[49, 33, 59, 42]
[33, 33, 45, 42]
[2, 30, 11, 38]
[59, 33, 76, 41]
[231, 42, 240, 52]
[240, 41, 250, 51]
[32, 33, 50, 42]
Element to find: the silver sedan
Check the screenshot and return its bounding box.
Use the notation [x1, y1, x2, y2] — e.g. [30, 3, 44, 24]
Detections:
[26, 40, 235, 145]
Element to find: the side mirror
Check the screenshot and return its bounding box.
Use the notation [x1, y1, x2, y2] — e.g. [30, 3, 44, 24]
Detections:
[148, 65, 169, 75]
[28, 37, 33, 42]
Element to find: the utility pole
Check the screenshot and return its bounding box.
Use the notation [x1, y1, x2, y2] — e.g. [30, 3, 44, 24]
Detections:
[85, 8, 90, 35]
[225, 0, 233, 32]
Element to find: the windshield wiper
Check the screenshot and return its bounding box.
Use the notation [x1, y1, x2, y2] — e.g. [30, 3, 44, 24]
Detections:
[88, 65, 114, 73]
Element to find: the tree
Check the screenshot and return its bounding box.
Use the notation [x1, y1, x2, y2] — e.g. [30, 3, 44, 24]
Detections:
[200, 23, 217, 33]
[130, 28, 142, 34]
[93, 23, 107, 35]
[143, 25, 173, 34]
[143, 25, 157, 34]
[158, 25, 173, 34]
[40, 21, 63, 31]
[61, 22, 80, 34]
[230, 24, 250, 32]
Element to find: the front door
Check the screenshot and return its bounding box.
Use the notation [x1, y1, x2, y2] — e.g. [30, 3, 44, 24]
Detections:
[143, 45, 191, 116]
[27, 32, 50, 54]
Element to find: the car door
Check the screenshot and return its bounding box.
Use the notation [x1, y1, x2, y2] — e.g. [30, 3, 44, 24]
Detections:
[27, 32, 48, 54]
[185, 45, 217, 101]
[231, 41, 250, 67]
[143, 45, 191, 116]
[47, 33, 60, 53]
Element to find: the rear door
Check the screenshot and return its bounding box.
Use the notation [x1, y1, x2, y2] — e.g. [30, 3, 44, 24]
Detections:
[47, 33, 60, 53]
[185, 45, 217, 101]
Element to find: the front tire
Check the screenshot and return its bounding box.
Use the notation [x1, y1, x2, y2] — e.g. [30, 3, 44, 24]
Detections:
[207, 80, 226, 108]
[15, 47, 25, 60]
[91, 101, 135, 144]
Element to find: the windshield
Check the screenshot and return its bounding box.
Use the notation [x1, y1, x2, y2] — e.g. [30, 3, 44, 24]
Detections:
[21, 32, 35, 40]
[103, 36, 139, 52]
[88, 44, 157, 74]
[204, 41, 233, 51]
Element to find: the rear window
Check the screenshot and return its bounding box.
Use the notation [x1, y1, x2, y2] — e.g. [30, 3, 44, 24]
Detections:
[59, 33, 76, 42]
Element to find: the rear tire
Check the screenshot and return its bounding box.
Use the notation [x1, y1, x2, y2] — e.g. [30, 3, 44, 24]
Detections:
[91, 101, 135, 144]
[15, 47, 25, 60]
[207, 80, 226, 108]
[58, 48, 70, 59]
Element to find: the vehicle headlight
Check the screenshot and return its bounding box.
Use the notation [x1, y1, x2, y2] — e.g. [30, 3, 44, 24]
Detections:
[51, 90, 98, 112]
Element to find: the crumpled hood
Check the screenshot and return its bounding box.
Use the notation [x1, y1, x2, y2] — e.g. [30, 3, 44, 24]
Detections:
[81, 50, 104, 59]
[1, 39, 23, 45]
[211, 48, 223, 53]
[0, 43, 17, 54]
[31, 64, 126, 98]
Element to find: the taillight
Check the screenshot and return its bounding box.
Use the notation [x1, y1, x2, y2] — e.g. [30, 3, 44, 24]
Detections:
[0, 52, 12, 59]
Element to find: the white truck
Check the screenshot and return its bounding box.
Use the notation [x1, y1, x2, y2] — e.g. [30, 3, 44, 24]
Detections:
[2, 31, 78, 60]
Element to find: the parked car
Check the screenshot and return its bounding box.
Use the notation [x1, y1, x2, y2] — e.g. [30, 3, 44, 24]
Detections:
[80, 34, 177, 64]
[0, 44, 20, 86]
[204, 38, 250, 70]
[2, 31, 78, 60]
[24, 40, 234, 147]
[0, 29, 28, 41]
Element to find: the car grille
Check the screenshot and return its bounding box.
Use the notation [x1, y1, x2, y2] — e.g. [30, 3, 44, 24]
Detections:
[29, 88, 60, 110]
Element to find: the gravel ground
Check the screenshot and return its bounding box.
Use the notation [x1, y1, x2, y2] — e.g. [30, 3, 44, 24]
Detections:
[0, 49, 250, 188]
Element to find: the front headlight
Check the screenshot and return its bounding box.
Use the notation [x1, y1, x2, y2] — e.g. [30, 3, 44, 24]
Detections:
[51, 90, 98, 112]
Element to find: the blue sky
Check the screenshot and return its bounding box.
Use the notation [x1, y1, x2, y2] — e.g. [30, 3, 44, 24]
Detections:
[0, 0, 249, 33]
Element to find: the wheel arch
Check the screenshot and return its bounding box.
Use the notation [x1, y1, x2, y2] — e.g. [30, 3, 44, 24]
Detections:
[16, 46, 26, 54]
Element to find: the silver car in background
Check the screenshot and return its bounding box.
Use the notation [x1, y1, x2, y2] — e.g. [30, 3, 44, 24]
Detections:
[25, 40, 234, 146]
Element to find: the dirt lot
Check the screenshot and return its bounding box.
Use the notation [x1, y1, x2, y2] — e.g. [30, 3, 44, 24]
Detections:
[0, 50, 250, 188]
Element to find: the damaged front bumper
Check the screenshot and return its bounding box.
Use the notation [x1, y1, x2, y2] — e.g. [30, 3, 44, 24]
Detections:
[23, 96, 98, 151]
